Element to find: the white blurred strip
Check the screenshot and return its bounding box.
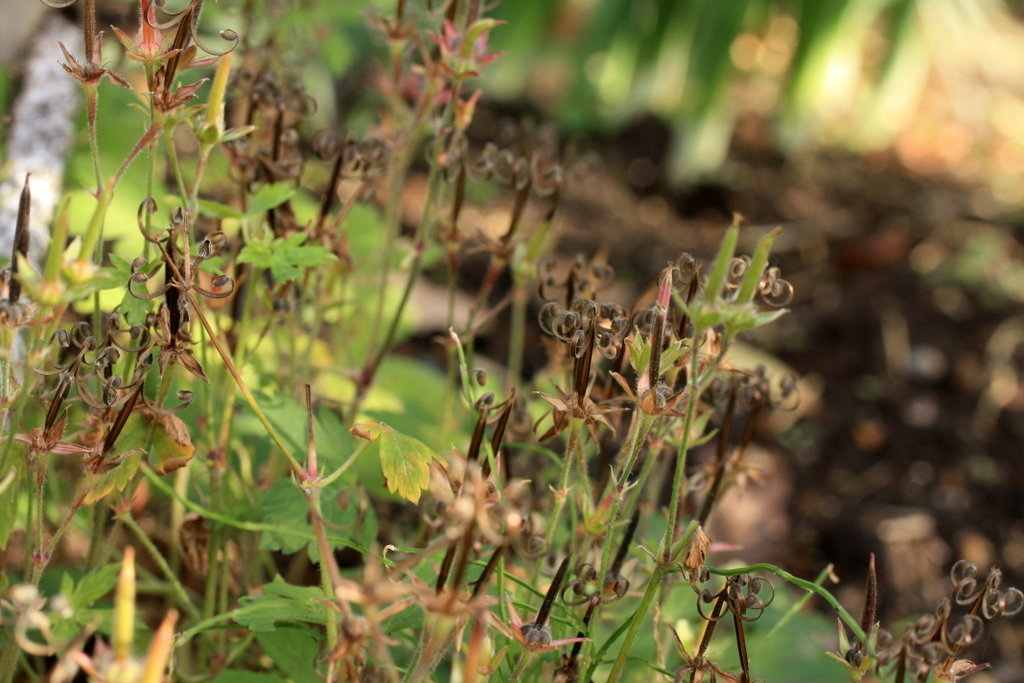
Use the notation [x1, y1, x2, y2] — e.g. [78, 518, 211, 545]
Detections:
[0, 13, 82, 269]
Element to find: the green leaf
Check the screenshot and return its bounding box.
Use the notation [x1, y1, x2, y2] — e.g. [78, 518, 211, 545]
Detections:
[255, 480, 312, 555]
[736, 227, 782, 303]
[235, 576, 326, 631]
[256, 626, 320, 681]
[70, 563, 121, 609]
[245, 183, 297, 217]
[237, 233, 334, 283]
[256, 476, 372, 557]
[350, 421, 438, 504]
[116, 288, 153, 326]
[198, 199, 244, 220]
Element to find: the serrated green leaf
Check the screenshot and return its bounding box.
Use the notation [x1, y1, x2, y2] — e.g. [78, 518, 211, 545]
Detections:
[352, 421, 438, 503]
[256, 626, 320, 681]
[245, 183, 297, 217]
[256, 477, 369, 557]
[236, 240, 270, 263]
[71, 563, 120, 609]
[237, 234, 334, 283]
[256, 480, 310, 555]
[116, 288, 153, 326]
[235, 576, 326, 631]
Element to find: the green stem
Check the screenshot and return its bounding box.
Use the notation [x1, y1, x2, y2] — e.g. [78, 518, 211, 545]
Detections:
[598, 412, 656, 584]
[182, 287, 303, 476]
[366, 138, 408, 360]
[604, 534, 685, 683]
[663, 326, 707, 561]
[121, 511, 201, 622]
[506, 283, 527, 390]
[708, 563, 869, 647]
[305, 489, 340, 652]
[318, 440, 372, 487]
[537, 417, 583, 578]
[84, 83, 102, 192]
[508, 651, 536, 683]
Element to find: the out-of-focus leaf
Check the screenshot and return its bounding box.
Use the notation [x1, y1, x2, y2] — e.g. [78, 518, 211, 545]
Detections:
[255, 626, 320, 682]
[256, 477, 371, 557]
[244, 183, 297, 217]
[255, 480, 313, 555]
[198, 199, 243, 220]
[68, 562, 121, 609]
[81, 449, 146, 505]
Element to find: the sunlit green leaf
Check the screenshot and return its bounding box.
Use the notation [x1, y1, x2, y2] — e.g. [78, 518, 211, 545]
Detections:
[350, 421, 438, 504]
[237, 233, 334, 282]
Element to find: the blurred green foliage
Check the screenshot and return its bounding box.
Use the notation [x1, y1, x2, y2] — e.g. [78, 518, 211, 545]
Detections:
[481, 0, 987, 180]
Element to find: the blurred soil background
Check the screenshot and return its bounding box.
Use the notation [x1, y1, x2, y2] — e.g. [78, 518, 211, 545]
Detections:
[6, 0, 1024, 678]
[469, 0, 1024, 676]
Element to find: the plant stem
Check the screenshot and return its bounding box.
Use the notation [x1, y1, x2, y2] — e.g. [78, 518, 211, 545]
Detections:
[605, 557, 672, 683]
[181, 286, 303, 476]
[304, 490, 340, 653]
[536, 416, 583, 580]
[598, 411, 655, 583]
[508, 651, 535, 683]
[662, 325, 706, 561]
[121, 511, 201, 621]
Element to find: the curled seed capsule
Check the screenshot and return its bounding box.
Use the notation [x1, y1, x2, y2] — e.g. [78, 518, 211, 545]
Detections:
[574, 298, 598, 329]
[1002, 587, 1024, 616]
[763, 278, 794, 307]
[552, 311, 580, 340]
[211, 274, 233, 289]
[632, 307, 655, 337]
[311, 128, 345, 160]
[727, 256, 749, 285]
[493, 149, 518, 185]
[590, 263, 614, 289]
[468, 142, 498, 182]
[533, 162, 564, 197]
[537, 301, 561, 334]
